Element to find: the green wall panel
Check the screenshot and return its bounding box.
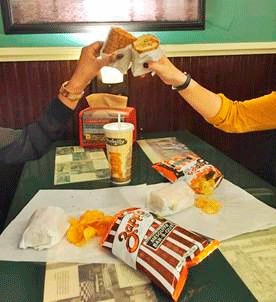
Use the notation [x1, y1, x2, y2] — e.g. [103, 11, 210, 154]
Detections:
[0, 0, 275, 47]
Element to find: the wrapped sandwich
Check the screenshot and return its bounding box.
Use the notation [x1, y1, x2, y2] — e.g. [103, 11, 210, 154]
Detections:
[132, 34, 160, 53]
[102, 27, 136, 74]
[102, 28, 159, 54]
[131, 34, 163, 77]
[147, 180, 195, 216]
[101, 208, 219, 301]
[102, 27, 137, 54]
[102, 27, 163, 76]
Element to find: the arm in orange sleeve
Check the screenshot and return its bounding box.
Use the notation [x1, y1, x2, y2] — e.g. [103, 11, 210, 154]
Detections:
[148, 56, 276, 134]
[206, 92, 276, 133]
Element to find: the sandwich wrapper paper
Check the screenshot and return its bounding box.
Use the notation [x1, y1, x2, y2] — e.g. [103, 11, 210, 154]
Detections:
[131, 47, 164, 77]
[103, 44, 133, 74]
[102, 45, 164, 77]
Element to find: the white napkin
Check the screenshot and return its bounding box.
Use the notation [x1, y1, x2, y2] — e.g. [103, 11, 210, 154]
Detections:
[147, 180, 195, 216]
[20, 207, 68, 251]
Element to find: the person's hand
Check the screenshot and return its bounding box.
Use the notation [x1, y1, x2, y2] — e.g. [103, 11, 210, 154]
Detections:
[67, 41, 119, 92]
[58, 41, 122, 110]
[147, 55, 187, 87]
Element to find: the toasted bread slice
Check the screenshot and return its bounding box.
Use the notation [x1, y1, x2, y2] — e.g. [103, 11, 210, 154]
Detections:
[102, 27, 137, 54]
[133, 34, 159, 53]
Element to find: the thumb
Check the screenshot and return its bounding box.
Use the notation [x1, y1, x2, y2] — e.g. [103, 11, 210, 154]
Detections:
[98, 53, 115, 67]
[98, 53, 124, 67]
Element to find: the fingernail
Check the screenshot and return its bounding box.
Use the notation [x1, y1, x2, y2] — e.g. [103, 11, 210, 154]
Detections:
[116, 53, 124, 60]
[143, 63, 149, 68]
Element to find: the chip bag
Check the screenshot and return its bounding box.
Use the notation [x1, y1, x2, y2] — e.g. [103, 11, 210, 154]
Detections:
[101, 208, 219, 301]
[152, 152, 223, 194]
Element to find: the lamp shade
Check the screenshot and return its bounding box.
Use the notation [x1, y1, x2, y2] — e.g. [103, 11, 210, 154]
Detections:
[100, 66, 124, 84]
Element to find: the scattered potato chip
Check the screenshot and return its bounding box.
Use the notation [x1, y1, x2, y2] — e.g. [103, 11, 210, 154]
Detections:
[68, 217, 79, 225]
[195, 197, 222, 214]
[79, 210, 105, 225]
[66, 222, 85, 246]
[194, 198, 208, 208]
[191, 177, 216, 195]
[83, 226, 97, 241]
[66, 210, 114, 246]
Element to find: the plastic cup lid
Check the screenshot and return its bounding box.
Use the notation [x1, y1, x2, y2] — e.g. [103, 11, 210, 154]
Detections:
[103, 122, 134, 131]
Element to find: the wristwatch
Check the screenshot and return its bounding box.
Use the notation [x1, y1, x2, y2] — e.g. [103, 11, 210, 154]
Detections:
[59, 81, 84, 102]
[172, 73, 192, 91]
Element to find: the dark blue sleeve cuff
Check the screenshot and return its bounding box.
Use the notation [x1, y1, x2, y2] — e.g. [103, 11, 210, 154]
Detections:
[47, 97, 74, 123]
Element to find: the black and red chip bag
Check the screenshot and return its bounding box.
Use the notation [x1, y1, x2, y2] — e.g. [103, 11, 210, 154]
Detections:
[101, 208, 219, 301]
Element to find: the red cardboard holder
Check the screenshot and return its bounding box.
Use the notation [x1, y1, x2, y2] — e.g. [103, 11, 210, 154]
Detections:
[79, 107, 137, 149]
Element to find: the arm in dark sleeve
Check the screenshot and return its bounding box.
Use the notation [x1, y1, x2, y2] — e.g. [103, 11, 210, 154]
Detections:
[0, 97, 74, 164]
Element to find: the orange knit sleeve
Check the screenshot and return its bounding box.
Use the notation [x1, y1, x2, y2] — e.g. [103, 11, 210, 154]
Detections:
[206, 92, 276, 133]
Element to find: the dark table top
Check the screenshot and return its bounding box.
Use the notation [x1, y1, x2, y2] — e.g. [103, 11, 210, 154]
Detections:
[1, 130, 275, 302]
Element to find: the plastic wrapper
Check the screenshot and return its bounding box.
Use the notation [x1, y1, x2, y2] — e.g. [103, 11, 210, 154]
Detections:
[101, 208, 219, 301]
[20, 207, 68, 250]
[152, 152, 223, 194]
[147, 180, 195, 216]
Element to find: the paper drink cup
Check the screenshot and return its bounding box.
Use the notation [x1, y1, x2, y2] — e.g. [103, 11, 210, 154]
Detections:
[103, 122, 134, 184]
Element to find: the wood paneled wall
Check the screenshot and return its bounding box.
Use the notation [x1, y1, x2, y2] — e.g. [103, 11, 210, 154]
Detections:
[0, 54, 275, 184]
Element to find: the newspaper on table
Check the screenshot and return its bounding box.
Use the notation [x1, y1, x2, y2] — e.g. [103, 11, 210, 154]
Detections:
[54, 146, 110, 185]
[43, 262, 157, 302]
[220, 226, 276, 302]
[137, 137, 189, 163]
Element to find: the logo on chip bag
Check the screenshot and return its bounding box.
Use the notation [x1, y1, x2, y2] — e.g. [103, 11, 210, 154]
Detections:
[118, 210, 144, 253]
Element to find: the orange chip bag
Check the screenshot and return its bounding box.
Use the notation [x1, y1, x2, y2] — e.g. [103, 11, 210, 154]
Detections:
[152, 152, 223, 194]
[101, 208, 219, 301]
[66, 210, 114, 246]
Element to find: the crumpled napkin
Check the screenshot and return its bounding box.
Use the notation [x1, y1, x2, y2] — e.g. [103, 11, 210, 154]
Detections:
[20, 207, 68, 250]
[102, 45, 164, 77]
